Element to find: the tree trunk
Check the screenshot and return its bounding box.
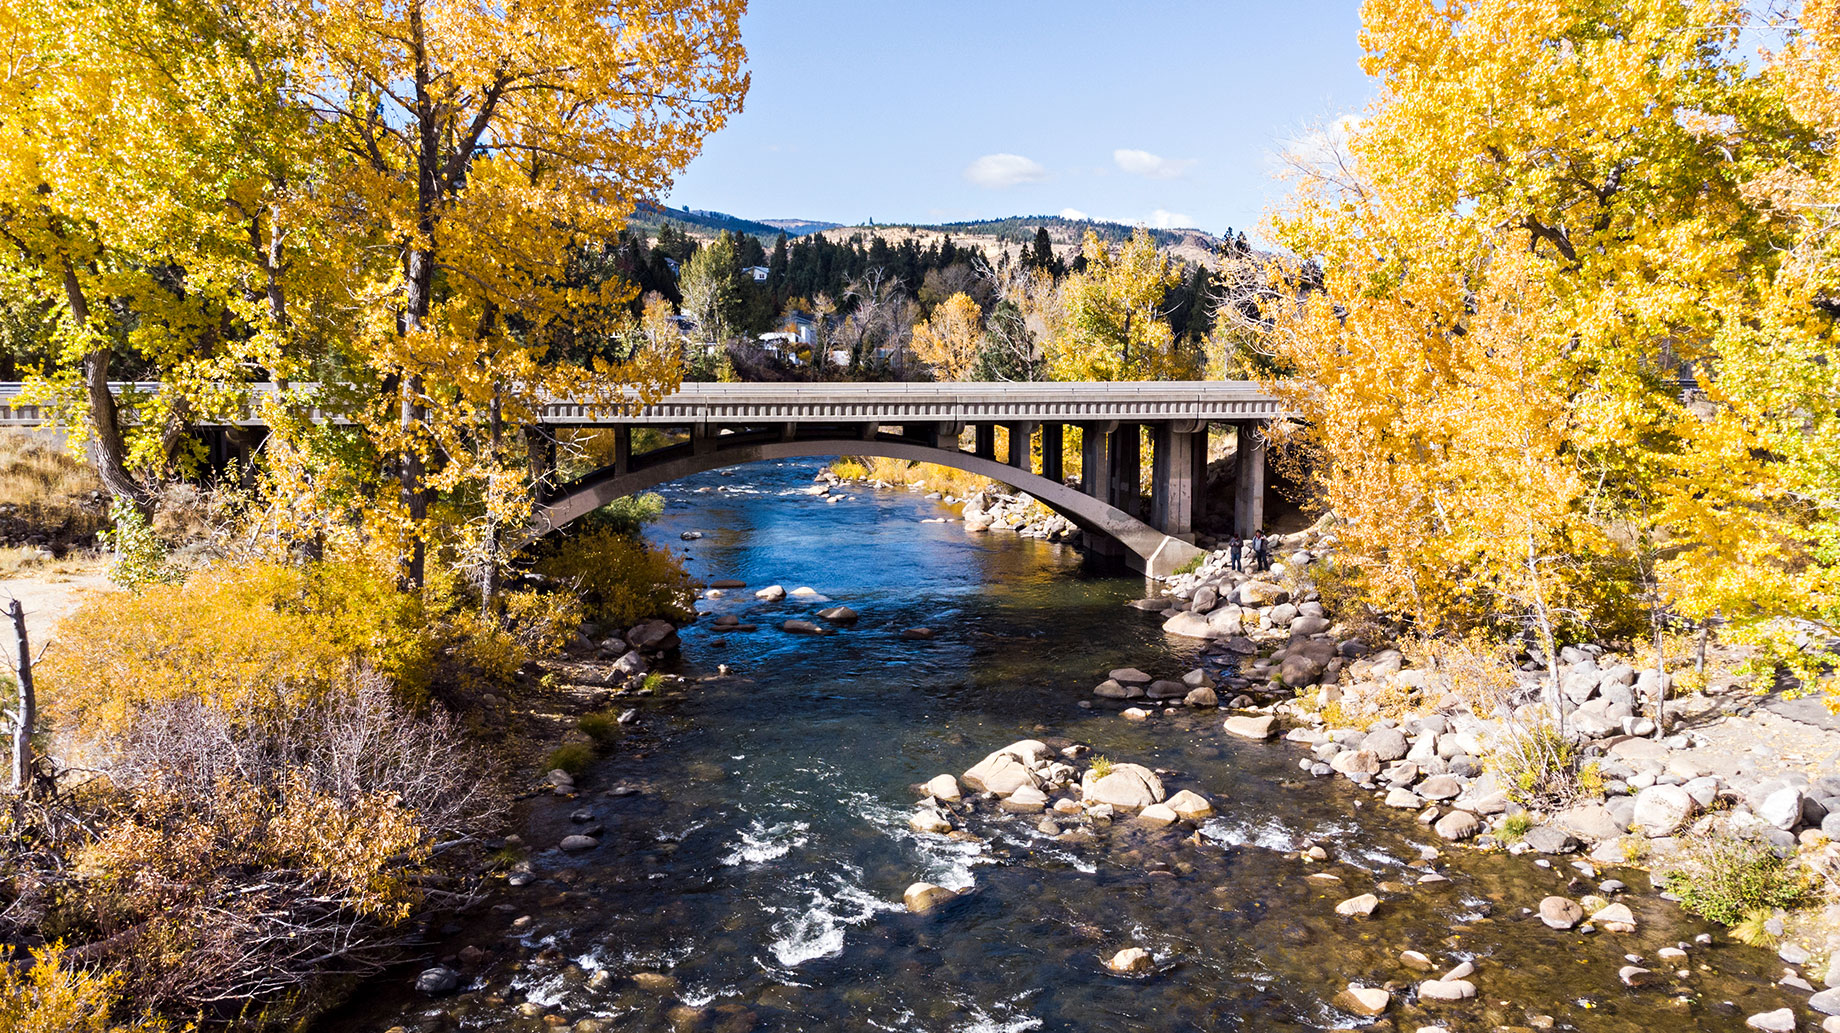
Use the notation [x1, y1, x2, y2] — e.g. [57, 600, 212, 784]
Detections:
[9, 599, 36, 794]
[1650, 595, 1668, 740]
[480, 384, 502, 616]
[64, 264, 151, 515]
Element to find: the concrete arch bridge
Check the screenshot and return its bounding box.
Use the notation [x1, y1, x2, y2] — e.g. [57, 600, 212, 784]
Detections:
[0, 380, 1293, 578]
[523, 382, 1289, 577]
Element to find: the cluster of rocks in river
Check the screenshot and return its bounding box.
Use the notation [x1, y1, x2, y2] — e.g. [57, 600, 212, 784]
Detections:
[902, 739, 1214, 922]
[1123, 514, 1840, 1024]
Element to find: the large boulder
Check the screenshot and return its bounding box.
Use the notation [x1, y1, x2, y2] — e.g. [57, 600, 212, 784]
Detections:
[1162, 610, 1218, 639]
[1237, 581, 1290, 607]
[1289, 615, 1332, 637]
[1280, 639, 1338, 687]
[1205, 606, 1245, 636]
[627, 619, 679, 652]
[1758, 786, 1807, 831]
[962, 741, 1052, 796]
[1222, 714, 1276, 739]
[1145, 680, 1189, 700]
[1094, 679, 1143, 699]
[1081, 763, 1166, 811]
[1363, 728, 1409, 762]
[1631, 785, 1697, 836]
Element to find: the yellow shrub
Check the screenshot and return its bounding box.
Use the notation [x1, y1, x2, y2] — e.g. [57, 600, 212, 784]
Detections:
[534, 528, 696, 628]
[40, 561, 436, 738]
[0, 943, 171, 1033]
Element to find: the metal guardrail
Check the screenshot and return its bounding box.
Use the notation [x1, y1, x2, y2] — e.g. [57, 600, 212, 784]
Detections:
[0, 380, 1296, 428]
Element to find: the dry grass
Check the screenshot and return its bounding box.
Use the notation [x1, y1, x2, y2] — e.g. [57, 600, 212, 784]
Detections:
[828, 455, 997, 497]
[0, 432, 105, 548]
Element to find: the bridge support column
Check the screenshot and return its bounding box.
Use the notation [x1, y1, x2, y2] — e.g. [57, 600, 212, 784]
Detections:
[1151, 422, 1201, 540]
[1080, 421, 1122, 558]
[925, 421, 963, 451]
[691, 424, 715, 456]
[1040, 423, 1063, 484]
[974, 424, 996, 461]
[1005, 422, 1035, 472]
[1191, 424, 1210, 532]
[1233, 422, 1266, 536]
[614, 426, 631, 475]
[1110, 424, 1142, 518]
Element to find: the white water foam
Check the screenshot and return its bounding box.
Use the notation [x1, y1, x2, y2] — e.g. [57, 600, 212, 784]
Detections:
[720, 818, 810, 867]
[766, 873, 898, 968]
[845, 790, 988, 890]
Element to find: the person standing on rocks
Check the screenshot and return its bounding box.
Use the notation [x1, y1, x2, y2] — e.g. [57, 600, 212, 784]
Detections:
[1254, 531, 1271, 572]
[1229, 535, 1244, 572]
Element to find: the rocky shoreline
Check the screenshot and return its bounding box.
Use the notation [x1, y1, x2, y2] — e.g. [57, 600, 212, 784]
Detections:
[1071, 515, 1840, 1031]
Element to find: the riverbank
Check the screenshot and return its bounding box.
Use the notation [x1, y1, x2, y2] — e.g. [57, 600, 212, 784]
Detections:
[1104, 516, 1840, 1029]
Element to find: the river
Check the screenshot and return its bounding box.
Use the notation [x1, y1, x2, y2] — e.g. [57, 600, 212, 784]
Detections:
[332, 458, 1792, 1033]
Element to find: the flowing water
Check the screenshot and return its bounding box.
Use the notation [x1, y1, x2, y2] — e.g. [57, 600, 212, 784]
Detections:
[334, 460, 1798, 1033]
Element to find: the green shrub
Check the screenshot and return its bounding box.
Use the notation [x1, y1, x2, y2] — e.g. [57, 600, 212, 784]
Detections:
[1173, 554, 1203, 575]
[546, 743, 596, 777]
[1498, 813, 1535, 841]
[583, 492, 666, 537]
[1088, 755, 1114, 780]
[101, 503, 183, 592]
[1488, 722, 1600, 808]
[577, 711, 621, 743]
[1662, 834, 1809, 926]
[533, 527, 697, 628]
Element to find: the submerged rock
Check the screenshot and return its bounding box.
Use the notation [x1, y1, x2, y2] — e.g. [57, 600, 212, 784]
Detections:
[1105, 947, 1154, 975]
[1334, 985, 1389, 1016]
[903, 882, 957, 914]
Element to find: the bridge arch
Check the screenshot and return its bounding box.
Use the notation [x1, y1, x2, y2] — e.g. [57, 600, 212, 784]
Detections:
[532, 431, 1204, 577]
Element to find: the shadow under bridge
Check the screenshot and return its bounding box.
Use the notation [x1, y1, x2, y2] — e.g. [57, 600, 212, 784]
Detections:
[528, 382, 1290, 578]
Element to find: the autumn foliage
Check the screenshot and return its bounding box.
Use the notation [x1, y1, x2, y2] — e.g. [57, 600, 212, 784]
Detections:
[1257, 0, 1840, 703]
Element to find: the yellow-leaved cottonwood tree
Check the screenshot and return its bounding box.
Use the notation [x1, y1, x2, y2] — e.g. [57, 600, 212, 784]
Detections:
[1262, 0, 1840, 708]
[1046, 229, 1195, 382]
[0, 0, 749, 588]
[910, 292, 983, 382]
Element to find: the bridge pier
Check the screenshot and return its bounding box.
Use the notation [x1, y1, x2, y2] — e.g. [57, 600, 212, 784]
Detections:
[974, 424, 996, 461]
[1109, 424, 1142, 518]
[1233, 422, 1266, 536]
[1150, 422, 1202, 541]
[1006, 422, 1035, 471]
[1041, 423, 1064, 484]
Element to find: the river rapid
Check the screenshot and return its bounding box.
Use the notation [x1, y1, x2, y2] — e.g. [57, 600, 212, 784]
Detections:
[332, 459, 1793, 1033]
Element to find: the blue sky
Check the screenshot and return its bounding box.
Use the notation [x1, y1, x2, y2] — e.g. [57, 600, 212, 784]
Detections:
[663, 1, 1375, 239]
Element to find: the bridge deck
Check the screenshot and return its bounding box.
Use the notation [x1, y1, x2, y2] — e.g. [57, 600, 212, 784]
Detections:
[0, 381, 1293, 427]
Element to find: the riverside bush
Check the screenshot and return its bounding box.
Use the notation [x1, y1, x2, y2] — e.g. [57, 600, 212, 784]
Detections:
[533, 527, 696, 628]
[1661, 834, 1810, 926]
[0, 943, 170, 1033]
[1488, 722, 1603, 809]
[41, 559, 577, 736]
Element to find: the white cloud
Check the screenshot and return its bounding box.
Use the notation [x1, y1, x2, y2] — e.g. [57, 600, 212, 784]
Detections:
[1059, 207, 1089, 221]
[963, 153, 1048, 189]
[1112, 148, 1197, 180]
[1146, 209, 1195, 230]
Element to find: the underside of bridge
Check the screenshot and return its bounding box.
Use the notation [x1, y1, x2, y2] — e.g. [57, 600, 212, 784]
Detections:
[532, 420, 1268, 578]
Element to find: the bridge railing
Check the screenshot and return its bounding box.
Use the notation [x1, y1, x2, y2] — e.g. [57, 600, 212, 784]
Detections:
[1, 380, 1297, 428]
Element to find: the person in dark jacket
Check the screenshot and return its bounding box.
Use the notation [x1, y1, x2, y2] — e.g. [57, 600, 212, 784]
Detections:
[1229, 535, 1243, 572]
[1253, 531, 1270, 571]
